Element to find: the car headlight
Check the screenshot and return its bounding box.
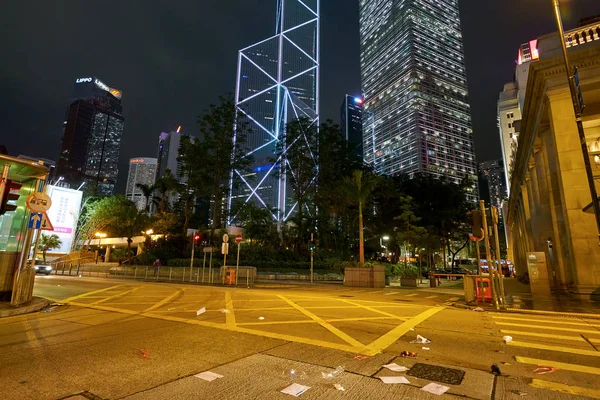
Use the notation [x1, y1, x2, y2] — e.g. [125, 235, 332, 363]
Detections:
[45, 266, 52, 271]
[34, 266, 39, 270]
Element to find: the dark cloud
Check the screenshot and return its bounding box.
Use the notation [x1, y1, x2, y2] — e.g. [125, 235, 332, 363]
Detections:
[1, 1, 598, 191]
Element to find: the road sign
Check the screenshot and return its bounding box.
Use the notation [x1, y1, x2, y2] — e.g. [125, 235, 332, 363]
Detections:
[26, 192, 52, 213]
[235, 233, 242, 244]
[40, 212, 54, 231]
[223, 234, 229, 243]
[28, 212, 42, 229]
[203, 246, 216, 253]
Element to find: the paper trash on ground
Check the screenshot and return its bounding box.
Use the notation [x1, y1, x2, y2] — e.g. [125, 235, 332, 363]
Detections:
[382, 363, 409, 372]
[258, 316, 265, 320]
[421, 383, 450, 395]
[194, 371, 224, 382]
[502, 336, 513, 343]
[410, 334, 431, 344]
[334, 383, 345, 391]
[281, 383, 310, 397]
[196, 307, 206, 316]
[220, 309, 230, 314]
[379, 376, 410, 384]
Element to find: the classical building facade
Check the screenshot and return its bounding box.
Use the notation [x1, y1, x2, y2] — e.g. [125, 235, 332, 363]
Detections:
[506, 28, 600, 300]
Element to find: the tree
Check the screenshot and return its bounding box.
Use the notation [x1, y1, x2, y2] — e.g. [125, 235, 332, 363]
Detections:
[394, 196, 427, 265]
[38, 234, 62, 262]
[342, 170, 378, 267]
[109, 199, 150, 258]
[153, 169, 179, 213]
[274, 117, 319, 246]
[179, 94, 252, 237]
[135, 183, 155, 214]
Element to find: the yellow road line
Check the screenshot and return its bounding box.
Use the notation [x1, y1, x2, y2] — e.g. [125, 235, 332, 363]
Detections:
[364, 306, 445, 355]
[225, 292, 236, 327]
[529, 379, 600, 399]
[515, 356, 600, 375]
[506, 308, 600, 319]
[62, 284, 127, 302]
[448, 297, 460, 301]
[277, 295, 366, 349]
[236, 316, 408, 327]
[233, 307, 295, 311]
[338, 299, 407, 320]
[495, 322, 600, 335]
[404, 293, 418, 297]
[500, 330, 586, 342]
[69, 302, 139, 315]
[492, 315, 600, 327]
[143, 289, 184, 313]
[425, 295, 438, 299]
[91, 286, 143, 305]
[508, 340, 600, 357]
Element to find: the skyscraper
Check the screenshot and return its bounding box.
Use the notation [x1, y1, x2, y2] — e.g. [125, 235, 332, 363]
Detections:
[156, 126, 186, 182]
[125, 158, 157, 211]
[340, 95, 363, 159]
[359, 1, 477, 200]
[56, 76, 124, 196]
[228, 0, 319, 223]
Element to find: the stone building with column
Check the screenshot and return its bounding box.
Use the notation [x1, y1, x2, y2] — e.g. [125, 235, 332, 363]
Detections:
[506, 21, 600, 300]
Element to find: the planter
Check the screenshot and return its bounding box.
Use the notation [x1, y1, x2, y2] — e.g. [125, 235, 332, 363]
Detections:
[344, 265, 385, 288]
[400, 277, 418, 287]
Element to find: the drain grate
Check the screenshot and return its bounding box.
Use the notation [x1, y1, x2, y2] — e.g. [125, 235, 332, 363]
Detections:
[406, 363, 465, 385]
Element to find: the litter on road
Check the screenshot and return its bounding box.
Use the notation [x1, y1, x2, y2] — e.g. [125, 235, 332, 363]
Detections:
[422, 347, 431, 350]
[220, 309, 230, 314]
[353, 355, 370, 360]
[382, 363, 409, 372]
[140, 348, 150, 359]
[511, 390, 528, 396]
[410, 335, 431, 344]
[195, 371, 224, 382]
[379, 376, 410, 384]
[502, 336, 513, 343]
[421, 382, 450, 395]
[50, 303, 65, 306]
[334, 384, 345, 391]
[400, 351, 417, 357]
[322, 366, 344, 379]
[281, 383, 310, 397]
[533, 366, 557, 375]
[196, 307, 206, 316]
[472, 307, 484, 312]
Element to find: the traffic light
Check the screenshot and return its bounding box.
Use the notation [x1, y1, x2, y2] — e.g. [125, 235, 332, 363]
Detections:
[0, 180, 22, 216]
[194, 234, 200, 241]
[471, 209, 484, 239]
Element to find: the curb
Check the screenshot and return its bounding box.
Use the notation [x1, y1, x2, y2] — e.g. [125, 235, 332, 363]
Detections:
[0, 297, 49, 318]
[449, 302, 600, 319]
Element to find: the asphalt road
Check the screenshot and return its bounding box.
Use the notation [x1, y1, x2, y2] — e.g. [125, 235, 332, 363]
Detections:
[0, 276, 599, 399]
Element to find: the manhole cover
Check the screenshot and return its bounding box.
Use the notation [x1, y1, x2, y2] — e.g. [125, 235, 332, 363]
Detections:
[406, 363, 465, 385]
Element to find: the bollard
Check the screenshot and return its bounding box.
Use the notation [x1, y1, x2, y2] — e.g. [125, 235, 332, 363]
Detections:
[429, 272, 436, 288]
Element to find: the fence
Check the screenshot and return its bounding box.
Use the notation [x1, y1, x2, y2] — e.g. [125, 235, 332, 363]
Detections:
[51, 263, 257, 287]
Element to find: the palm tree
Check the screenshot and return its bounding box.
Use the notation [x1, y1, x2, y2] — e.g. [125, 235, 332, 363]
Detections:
[342, 170, 378, 267]
[38, 234, 62, 262]
[153, 169, 180, 213]
[135, 183, 156, 214]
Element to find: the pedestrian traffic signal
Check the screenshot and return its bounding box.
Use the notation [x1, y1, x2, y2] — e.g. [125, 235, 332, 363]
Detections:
[0, 180, 22, 216]
[470, 210, 484, 238]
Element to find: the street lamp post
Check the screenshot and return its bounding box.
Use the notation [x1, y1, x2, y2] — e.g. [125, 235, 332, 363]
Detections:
[552, 0, 600, 244]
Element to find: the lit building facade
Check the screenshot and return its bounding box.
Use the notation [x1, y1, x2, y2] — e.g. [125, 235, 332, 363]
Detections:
[229, 0, 319, 223]
[156, 127, 186, 182]
[506, 19, 600, 299]
[55, 77, 124, 196]
[341, 95, 363, 159]
[125, 158, 157, 211]
[359, 0, 477, 200]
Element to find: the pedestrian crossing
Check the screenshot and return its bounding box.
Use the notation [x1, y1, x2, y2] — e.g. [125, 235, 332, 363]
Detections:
[490, 313, 600, 396]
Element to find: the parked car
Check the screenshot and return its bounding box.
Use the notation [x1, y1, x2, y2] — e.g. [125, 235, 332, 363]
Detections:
[33, 260, 52, 275]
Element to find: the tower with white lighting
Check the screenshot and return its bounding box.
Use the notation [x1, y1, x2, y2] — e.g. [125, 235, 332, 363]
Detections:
[229, 0, 320, 223]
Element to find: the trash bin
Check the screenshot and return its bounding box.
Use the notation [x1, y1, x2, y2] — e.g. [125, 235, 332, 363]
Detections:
[225, 268, 236, 285]
[429, 272, 437, 287]
[475, 278, 492, 302]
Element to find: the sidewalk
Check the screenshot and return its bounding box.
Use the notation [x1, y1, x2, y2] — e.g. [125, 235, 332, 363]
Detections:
[0, 296, 49, 318]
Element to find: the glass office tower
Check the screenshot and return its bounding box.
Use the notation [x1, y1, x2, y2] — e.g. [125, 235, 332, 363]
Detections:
[360, 0, 477, 200]
[56, 77, 124, 196]
[229, 0, 319, 223]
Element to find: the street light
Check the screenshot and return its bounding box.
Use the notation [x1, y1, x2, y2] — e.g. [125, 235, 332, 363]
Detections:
[145, 229, 153, 235]
[552, 0, 600, 244]
[95, 232, 107, 264]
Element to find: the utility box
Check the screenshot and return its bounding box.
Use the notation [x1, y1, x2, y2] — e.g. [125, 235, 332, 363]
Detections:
[526, 252, 551, 298]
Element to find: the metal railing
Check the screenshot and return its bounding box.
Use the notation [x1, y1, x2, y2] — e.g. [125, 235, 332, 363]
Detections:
[50, 263, 257, 287]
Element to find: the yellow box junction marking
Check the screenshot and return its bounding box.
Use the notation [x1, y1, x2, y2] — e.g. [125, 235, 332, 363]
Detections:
[515, 356, 600, 375]
[236, 316, 409, 327]
[91, 286, 144, 305]
[492, 315, 600, 328]
[277, 295, 366, 349]
[143, 289, 184, 313]
[62, 284, 127, 303]
[363, 306, 445, 356]
[225, 292, 236, 327]
[529, 379, 600, 399]
[337, 298, 409, 320]
[508, 340, 600, 357]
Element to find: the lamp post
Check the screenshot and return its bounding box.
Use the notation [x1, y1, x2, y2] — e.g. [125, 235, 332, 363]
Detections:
[552, 0, 600, 244]
[95, 232, 107, 263]
[380, 235, 389, 261]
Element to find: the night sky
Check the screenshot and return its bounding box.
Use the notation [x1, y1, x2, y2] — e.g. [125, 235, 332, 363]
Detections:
[1, 1, 599, 192]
